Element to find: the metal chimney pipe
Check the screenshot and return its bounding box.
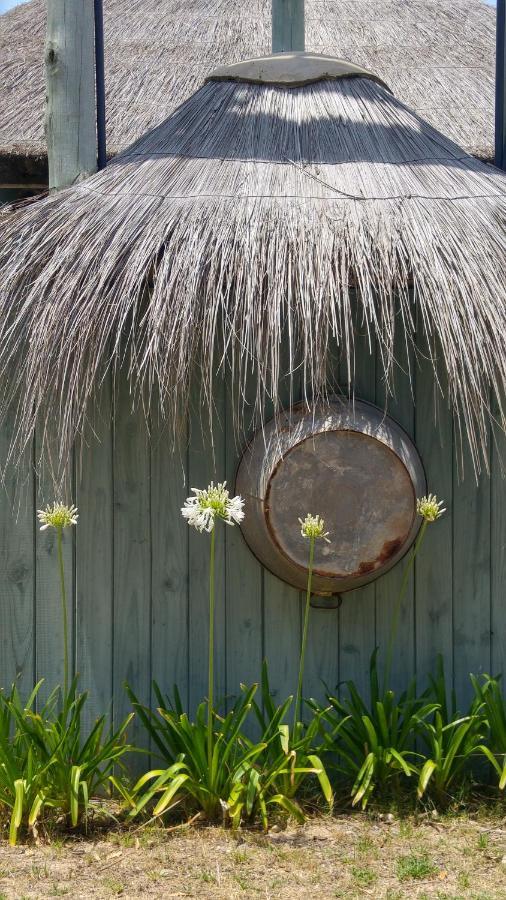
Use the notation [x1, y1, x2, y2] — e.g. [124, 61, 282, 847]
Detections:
[94, 0, 107, 170]
[272, 0, 305, 53]
[496, 0, 506, 168]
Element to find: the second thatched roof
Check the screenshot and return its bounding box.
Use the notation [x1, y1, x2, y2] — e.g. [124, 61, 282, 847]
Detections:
[0, 53, 505, 475]
[0, 0, 498, 170]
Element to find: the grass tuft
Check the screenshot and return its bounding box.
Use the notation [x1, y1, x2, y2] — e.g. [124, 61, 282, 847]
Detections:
[396, 852, 438, 881]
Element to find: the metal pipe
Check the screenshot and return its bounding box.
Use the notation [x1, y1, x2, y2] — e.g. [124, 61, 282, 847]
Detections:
[94, 0, 107, 169]
[496, 0, 506, 169]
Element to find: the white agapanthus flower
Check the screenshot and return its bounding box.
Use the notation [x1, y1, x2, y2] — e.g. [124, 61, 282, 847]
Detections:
[416, 494, 446, 523]
[181, 481, 244, 533]
[299, 513, 331, 542]
[37, 502, 79, 531]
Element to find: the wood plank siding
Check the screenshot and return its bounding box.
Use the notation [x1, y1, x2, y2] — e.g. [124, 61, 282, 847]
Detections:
[0, 345, 503, 727]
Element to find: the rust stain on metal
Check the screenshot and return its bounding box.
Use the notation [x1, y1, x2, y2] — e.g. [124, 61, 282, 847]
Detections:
[355, 536, 405, 576]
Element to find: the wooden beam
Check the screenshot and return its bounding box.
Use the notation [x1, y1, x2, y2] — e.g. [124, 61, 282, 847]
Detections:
[496, 0, 506, 169]
[272, 0, 305, 53]
[45, 1, 97, 190]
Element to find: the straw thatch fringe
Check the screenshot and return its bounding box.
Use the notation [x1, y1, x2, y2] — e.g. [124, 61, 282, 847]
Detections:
[0, 76, 505, 481]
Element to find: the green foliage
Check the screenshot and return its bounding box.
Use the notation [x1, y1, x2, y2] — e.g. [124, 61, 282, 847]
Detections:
[124, 682, 271, 825]
[471, 674, 506, 790]
[0, 682, 50, 845]
[351, 865, 377, 886]
[250, 660, 333, 809]
[396, 852, 437, 881]
[417, 657, 487, 800]
[126, 666, 332, 830]
[0, 679, 134, 845]
[312, 650, 437, 808]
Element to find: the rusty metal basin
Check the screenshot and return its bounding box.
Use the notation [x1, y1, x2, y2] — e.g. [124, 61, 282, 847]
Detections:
[235, 400, 426, 594]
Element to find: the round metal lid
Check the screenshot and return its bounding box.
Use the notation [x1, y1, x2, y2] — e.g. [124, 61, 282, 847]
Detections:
[236, 400, 426, 594]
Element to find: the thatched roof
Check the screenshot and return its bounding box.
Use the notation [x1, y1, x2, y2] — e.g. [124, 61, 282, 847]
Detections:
[0, 53, 505, 478]
[0, 0, 498, 174]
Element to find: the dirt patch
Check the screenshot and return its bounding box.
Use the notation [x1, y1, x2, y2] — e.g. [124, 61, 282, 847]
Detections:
[0, 811, 505, 899]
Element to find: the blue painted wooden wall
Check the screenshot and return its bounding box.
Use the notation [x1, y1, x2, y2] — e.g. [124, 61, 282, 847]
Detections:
[0, 329, 504, 749]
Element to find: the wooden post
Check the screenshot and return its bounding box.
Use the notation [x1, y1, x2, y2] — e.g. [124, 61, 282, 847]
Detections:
[272, 0, 305, 53]
[497, 0, 506, 169]
[45, 1, 97, 190]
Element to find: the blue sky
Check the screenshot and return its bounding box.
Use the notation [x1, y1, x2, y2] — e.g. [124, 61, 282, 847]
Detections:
[0, 0, 26, 11]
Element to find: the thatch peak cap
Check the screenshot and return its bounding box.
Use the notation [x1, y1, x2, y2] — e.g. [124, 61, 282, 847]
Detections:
[207, 52, 392, 93]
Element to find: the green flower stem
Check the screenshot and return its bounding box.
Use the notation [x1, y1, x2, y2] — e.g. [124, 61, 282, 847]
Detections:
[207, 525, 216, 771]
[56, 525, 69, 701]
[383, 519, 429, 692]
[294, 535, 315, 731]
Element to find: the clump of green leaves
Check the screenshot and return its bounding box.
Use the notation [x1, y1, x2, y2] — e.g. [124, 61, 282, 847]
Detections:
[0, 679, 133, 845]
[126, 674, 329, 830]
[472, 673, 506, 790]
[125, 506, 332, 830]
[0, 682, 49, 845]
[417, 657, 487, 801]
[313, 650, 437, 808]
[124, 682, 269, 824]
[249, 660, 333, 815]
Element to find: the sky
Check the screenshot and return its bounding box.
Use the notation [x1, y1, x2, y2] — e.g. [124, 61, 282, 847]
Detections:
[0, 0, 27, 11]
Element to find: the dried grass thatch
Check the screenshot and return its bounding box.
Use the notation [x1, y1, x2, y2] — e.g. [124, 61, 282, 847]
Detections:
[0, 0, 498, 164]
[0, 61, 505, 478]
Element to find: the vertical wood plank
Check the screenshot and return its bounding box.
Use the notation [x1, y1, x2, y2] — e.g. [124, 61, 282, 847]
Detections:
[414, 349, 453, 688]
[491, 412, 506, 678]
[188, 378, 227, 715]
[374, 322, 416, 693]
[225, 380, 263, 706]
[452, 444, 491, 704]
[35, 434, 75, 706]
[304, 603, 340, 705]
[151, 411, 189, 707]
[263, 359, 302, 706]
[338, 327, 377, 698]
[0, 414, 35, 697]
[113, 379, 151, 758]
[75, 380, 113, 726]
[263, 572, 302, 705]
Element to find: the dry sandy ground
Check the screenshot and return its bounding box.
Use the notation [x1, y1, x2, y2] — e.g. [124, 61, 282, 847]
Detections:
[0, 812, 505, 899]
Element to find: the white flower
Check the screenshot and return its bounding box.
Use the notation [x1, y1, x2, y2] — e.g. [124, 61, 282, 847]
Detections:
[299, 514, 331, 542]
[37, 502, 79, 531]
[181, 481, 244, 533]
[416, 494, 446, 523]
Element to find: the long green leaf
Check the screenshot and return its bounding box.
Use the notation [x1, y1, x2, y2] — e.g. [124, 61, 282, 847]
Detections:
[10, 779, 25, 846]
[307, 754, 333, 804]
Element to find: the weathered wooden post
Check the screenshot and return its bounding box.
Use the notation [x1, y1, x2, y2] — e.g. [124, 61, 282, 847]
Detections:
[45, 0, 97, 190]
[272, 0, 305, 53]
[497, 0, 506, 169]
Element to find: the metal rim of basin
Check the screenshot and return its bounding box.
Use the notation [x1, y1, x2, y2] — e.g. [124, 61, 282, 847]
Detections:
[235, 399, 427, 595]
